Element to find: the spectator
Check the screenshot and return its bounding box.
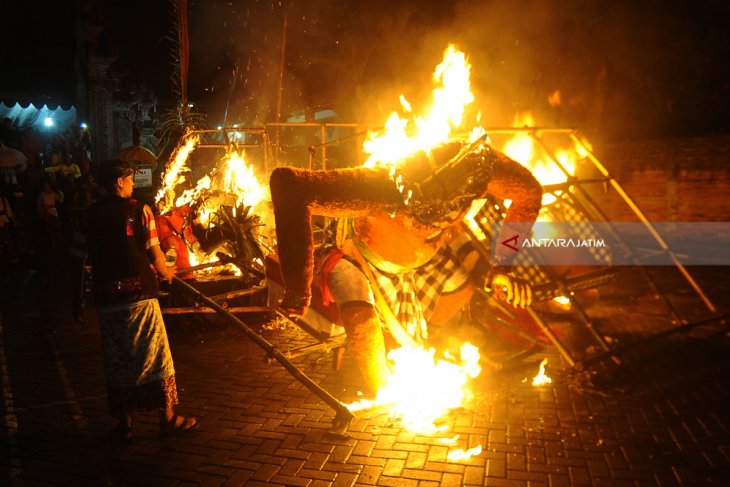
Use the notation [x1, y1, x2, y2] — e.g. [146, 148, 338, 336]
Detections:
[0, 117, 22, 149]
[0, 186, 18, 264]
[37, 178, 64, 249]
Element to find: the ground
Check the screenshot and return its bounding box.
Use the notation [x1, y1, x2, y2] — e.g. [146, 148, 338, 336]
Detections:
[0, 257, 728, 486]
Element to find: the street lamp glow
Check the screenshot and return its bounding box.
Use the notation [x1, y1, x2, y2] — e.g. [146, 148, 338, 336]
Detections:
[44, 117, 54, 127]
[80, 122, 88, 129]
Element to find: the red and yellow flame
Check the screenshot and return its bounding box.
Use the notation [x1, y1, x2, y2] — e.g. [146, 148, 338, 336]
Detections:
[363, 44, 484, 169]
[155, 133, 269, 274]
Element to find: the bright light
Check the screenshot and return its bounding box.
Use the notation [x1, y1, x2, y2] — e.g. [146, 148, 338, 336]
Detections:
[80, 122, 88, 129]
[532, 358, 552, 386]
[216, 126, 223, 130]
[44, 117, 54, 127]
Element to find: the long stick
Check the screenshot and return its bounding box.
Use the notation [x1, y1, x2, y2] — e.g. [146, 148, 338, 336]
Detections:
[171, 277, 354, 432]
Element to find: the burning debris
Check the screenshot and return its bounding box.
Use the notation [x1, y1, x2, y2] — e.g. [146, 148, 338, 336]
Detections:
[532, 358, 552, 386]
[154, 132, 272, 281]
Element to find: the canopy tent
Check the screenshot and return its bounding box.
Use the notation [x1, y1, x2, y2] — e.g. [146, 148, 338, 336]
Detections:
[0, 101, 78, 133]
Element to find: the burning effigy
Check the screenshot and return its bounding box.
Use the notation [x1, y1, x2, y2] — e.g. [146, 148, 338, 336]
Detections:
[269, 45, 542, 447]
[154, 44, 604, 454]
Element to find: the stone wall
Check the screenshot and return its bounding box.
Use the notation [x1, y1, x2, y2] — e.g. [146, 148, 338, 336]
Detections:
[590, 135, 730, 222]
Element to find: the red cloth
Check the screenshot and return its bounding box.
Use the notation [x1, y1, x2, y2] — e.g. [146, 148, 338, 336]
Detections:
[156, 206, 197, 279]
[318, 248, 344, 307]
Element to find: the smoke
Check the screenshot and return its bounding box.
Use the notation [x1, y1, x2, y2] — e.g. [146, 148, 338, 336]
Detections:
[183, 0, 730, 139]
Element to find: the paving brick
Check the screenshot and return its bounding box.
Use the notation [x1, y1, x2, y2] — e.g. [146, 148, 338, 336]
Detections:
[372, 449, 409, 460]
[249, 463, 280, 482]
[464, 465, 485, 484]
[352, 439, 376, 457]
[270, 474, 312, 486]
[348, 455, 387, 466]
[423, 461, 465, 474]
[399, 468, 443, 482]
[303, 452, 330, 470]
[404, 451, 427, 469]
[357, 465, 383, 485]
[383, 458, 406, 477]
[484, 478, 527, 487]
[486, 457, 506, 478]
[332, 471, 358, 487]
[375, 476, 419, 487]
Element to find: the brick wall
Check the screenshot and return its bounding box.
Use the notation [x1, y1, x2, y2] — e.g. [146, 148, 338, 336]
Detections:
[589, 135, 730, 222]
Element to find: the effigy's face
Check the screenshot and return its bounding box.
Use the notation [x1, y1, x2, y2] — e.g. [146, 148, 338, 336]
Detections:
[352, 212, 448, 270]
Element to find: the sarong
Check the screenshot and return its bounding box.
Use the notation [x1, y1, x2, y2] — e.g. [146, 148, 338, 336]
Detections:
[97, 298, 178, 414]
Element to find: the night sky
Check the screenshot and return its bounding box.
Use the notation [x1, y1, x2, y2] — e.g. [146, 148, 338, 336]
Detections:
[2, 0, 729, 141]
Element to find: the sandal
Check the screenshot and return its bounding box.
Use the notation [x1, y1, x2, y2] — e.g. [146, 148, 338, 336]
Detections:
[160, 415, 199, 437]
[109, 423, 133, 443]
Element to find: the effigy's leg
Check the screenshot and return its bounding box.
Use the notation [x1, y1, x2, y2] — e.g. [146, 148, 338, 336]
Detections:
[340, 302, 389, 395]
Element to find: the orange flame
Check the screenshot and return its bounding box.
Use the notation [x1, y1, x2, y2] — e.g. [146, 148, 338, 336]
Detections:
[363, 44, 481, 168]
[155, 134, 270, 276]
[156, 135, 200, 214]
[347, 343, 481, 436]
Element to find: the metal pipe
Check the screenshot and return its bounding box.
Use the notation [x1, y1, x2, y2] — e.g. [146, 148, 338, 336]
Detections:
[525, 306, 576, 367]
[161, 305, 271, 315]
[171, 277, 354, 432]
[530, 131, 687, 323]
[569, 131, 718, 314]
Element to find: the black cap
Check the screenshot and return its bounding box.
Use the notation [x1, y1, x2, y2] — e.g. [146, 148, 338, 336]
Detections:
[98, 159, 134, 189]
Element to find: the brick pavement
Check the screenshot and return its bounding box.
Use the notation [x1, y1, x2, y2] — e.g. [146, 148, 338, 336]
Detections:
[1, 264, 729, 486]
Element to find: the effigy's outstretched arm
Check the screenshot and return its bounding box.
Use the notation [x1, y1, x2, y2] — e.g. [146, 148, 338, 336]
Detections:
[483, 151, 543, 265]
[269, 166, 402, 314]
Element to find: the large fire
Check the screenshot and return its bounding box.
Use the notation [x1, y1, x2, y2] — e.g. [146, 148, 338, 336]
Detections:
[362, 44, 483, 168]
[351, 45, 486, 460]
[346, 343, 481, 433]
[155, 133, 270, 274]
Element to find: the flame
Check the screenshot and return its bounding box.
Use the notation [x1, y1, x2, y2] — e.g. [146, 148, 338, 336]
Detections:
[362, 45, 480, 168]
[347, 343, 481, 436]
[531, 358, 552, 386]
[447, 444, 483, 461]
[499, 112, 590, 206]
[223, 150, 269, 210]
[156, 135, 200, 214]
[155, 133, 270, 277]
[552, 295, 571, 311]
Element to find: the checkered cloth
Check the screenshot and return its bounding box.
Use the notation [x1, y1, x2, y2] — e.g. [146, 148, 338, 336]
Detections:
[320, 220, 473, 342]
[471, 191, 614, 302]
[369, 233, 472, 342]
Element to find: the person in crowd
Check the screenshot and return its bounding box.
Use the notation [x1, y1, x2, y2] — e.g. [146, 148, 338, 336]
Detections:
[37, 178, 64, 249]
[45, 155, 82, 180]
[0, 117, 22, 149]
[21, 127, 43, 171]
[0, 186, 19, 264]
[86, 159, 198, 441]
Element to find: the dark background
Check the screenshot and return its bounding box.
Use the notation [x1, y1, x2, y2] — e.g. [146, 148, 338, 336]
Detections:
[2, 0, 729, 141]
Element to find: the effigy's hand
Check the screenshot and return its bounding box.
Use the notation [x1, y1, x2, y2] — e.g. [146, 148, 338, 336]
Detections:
[486, 271, 533, 308]
[279, 292, 311, 318]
